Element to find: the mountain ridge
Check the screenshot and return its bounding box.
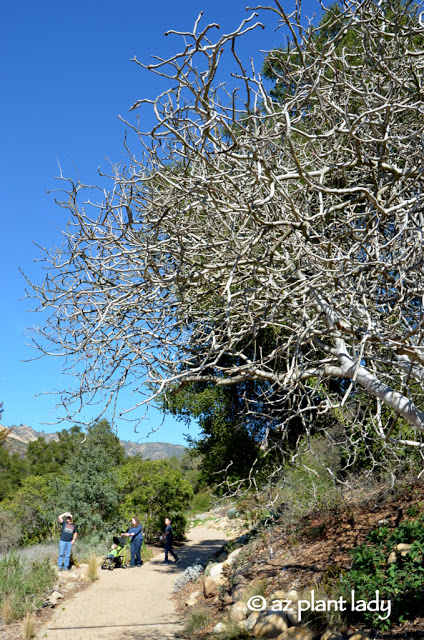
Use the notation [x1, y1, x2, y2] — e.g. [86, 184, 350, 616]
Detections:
[1, 424, 186, 460]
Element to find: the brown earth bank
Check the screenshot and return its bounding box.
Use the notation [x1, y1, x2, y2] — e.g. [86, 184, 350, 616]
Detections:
[173, 478, 424, 640]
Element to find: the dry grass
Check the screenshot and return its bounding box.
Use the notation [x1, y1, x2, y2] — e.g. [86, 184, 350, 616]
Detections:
[22, 612, 35, 640]
[87, 555, 99, 582]
[1, 595, 16, 624]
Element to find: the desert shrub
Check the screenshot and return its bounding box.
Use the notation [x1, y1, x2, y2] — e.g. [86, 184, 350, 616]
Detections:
[22, 612, 35, 640]
[227, 507, 239, 519]
[342, 516, 424, 629]
[0, 510, 22, 552]
[191, 491, 212, 514]
[182, 607, 211, 636]
[174, 561, 204, 592]
[87, 555, 99, 582]
[240, 579, 266, 604]
[0, 554, 55, 621]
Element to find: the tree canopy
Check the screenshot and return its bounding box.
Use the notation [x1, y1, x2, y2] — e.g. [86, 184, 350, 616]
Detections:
[27, 0, 424, 473]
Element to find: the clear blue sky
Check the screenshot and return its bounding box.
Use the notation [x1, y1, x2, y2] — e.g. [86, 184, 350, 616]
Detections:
[0, 0, 320, 445]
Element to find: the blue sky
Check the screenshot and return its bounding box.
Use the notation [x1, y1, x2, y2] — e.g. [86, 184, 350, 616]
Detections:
[0, 0, 320, 445]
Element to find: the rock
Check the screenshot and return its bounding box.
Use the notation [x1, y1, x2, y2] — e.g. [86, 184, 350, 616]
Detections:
[223, 548, 242, 568]
[209, 562, 225, 584]
[246, 612, 260, 630]
[350, 632, 371, 640]
[250, 610, 290, 638]
[277, 627, 315, 640]
[230, 602, 248, 622]
[47, 591, 64, 606]
[204, 576, 219, 598]
[396, 543, 412, 556]
[285, 590, 300, 603]
[286, 607, 301, 626]
[221, 594, 234, 606]
[185, 590, 201, 607]
[218, 552, 227, 562]
[387, 551, 397, 564]
[212, 622, 226, 633]
[321, 631, 344, 640]
[232, 583, 247, 602]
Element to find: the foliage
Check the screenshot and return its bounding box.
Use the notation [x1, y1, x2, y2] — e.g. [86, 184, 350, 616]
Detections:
[173, 561, 204, 592]
[118, 457, 193, 541]
[0, 510, 22, 552]
[3, 474, 64, 544]
[0, 554, 56, 621]
[343, 516, 424, 628]
[87, 554, 99, 582]
[181, 607, 212, 636]
[0, 445, 27, 502]
[190, 490, 213, 514]
[56, 420, 123, 535]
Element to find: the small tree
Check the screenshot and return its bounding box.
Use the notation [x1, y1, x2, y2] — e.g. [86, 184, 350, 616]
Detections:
[118, 458, 193, 541]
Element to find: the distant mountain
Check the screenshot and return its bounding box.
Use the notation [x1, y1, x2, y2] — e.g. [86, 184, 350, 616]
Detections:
[1, 425, 186, 460]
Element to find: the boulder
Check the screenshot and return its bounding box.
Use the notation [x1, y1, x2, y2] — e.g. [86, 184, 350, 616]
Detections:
[185, 590, 201, 607]
[47, 591, 64, 606]
[232, 583, 247, 602]
[250, 610, 290, 638]
[321, 631, 344, 640]
[230, 602, 248, 622]
[209, 562, 225, 584]
[277, 627, 315, 640]
[246, 612, 260, 630]
[223, 548, 242, 568]
[204, 577, 219, 598]
[350, 632, 371, 640]
[396, 543, 412, 557]
[212, 622, 226, 633]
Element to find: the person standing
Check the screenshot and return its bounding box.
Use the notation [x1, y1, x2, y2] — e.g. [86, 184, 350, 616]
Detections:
[122, 517, 143, 567]
[163, 517, 179, 565]
[57, 512, 77, 571]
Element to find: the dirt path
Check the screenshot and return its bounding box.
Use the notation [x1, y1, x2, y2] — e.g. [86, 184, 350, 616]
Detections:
[36, 527, 228, 640]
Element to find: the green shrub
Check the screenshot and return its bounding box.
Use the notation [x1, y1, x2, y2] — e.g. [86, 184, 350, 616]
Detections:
[182, 606, 211, 635]
[342, 516, 424, 629]
[0, 554, 56, 621]
[191, 491, 212, 514]
[0, 510, 22, 552]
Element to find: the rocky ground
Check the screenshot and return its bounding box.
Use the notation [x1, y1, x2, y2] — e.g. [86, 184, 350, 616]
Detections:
[173, 479, 424, 640]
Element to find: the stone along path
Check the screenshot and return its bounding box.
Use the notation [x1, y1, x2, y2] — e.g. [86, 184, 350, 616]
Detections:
[36, 527, 228, 640]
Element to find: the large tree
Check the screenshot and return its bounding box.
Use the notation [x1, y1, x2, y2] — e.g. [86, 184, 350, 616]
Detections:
[27, 0, 424, 467]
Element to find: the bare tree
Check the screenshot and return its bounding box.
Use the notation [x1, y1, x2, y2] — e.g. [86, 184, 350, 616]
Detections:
[26, 0, 424, 465]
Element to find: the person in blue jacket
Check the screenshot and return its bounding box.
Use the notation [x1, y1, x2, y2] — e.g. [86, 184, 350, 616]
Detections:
[121, 517, 143, 567]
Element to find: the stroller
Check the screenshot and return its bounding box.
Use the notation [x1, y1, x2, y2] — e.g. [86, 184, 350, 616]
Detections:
[101, 535, 128, 570]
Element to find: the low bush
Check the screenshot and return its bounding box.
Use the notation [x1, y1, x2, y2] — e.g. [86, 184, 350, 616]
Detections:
[0, 510, 22, 552]
[87, 555, 99, 582]
[182, 606, 211, 636]
[191, 491, 213, 514]
[342, 515, 424, 629]
[174, 560, 204, 592]
[0, 554, 56, 621]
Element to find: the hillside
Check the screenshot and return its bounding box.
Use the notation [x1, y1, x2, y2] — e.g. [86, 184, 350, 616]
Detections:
[1, 424, 186, 460]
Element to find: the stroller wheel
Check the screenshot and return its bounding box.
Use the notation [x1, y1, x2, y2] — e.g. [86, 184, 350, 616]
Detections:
[101, 564, 107, 570]
[108, 565, 114, 571]
[122, 564, 127, 569]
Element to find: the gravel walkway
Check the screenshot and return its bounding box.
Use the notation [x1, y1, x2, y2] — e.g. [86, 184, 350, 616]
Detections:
[36, 527, 228, 640]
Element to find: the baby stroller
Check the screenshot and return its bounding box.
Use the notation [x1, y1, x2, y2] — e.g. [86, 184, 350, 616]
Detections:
[101, 536, 128, 570]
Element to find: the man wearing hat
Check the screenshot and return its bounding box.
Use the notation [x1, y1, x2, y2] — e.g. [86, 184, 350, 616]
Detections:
[58, 511, 78, 571]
